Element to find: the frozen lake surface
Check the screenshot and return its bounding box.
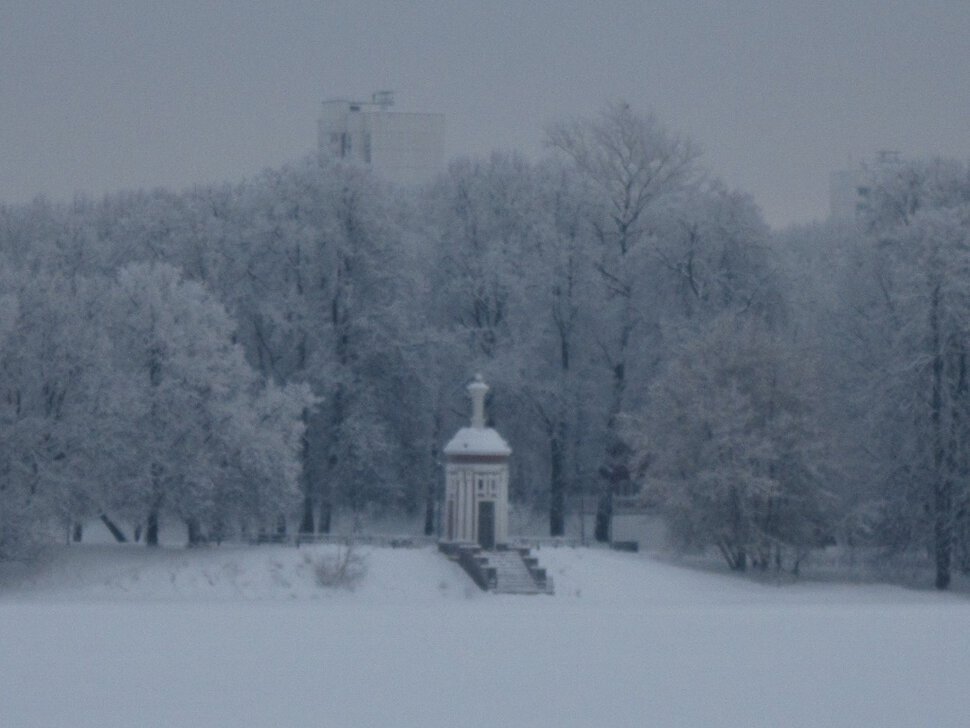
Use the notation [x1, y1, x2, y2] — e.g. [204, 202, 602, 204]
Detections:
[2, 544, 969, 727]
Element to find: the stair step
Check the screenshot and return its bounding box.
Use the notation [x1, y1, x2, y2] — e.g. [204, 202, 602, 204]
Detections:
[442, 543, 553, 595]
[481, 550, 543, 594]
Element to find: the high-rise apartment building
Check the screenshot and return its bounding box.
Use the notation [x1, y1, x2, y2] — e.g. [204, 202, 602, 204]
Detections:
[317, 92, 445, 187]
[829, 151, 902, 221]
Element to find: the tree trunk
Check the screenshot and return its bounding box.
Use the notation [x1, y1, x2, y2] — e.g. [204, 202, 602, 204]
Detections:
[319, 378, 346, 535]
[930, 284, 951, 589]
[148, 335, 162, 549]
[318, 497, 332, 535]
[423, 476, 436, 537]
[299, 495, 315, 535]
[146, 509, 159, 547]
[298, 407, 314, 535]
[935, 481, 952, 590]
[716, 537, 747, 571]
[596, 426, 631, 543]
[424, 416, 441, 537]
[99, 513, 128, 543]
[549, 429, 566, 537]
[186, 517, 203, 546]
[735, 549, 747, 572]
[596, 307, 634, 543]
[945, 345, 968, 578]
[573, 397, 587, 545]
[594, 491, 612, 543]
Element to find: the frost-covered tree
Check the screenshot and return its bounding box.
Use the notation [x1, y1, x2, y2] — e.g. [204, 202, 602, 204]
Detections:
[522, 160, 601, 535]
[0, 277, 42, 560]
[871, 203, 970, 588]
[189, 158, 420, 533]
[311, 163, 416, 528]
[547, 101, 700, 541]
[0, 130, 858, 560]
[107, 262, 311, 545]
[427, 152, 538, 359]
[639, 318, 832, 572]
[653, 181, 780, 326]
[784, 157, 970, 588]
[0, 261, 129, 555]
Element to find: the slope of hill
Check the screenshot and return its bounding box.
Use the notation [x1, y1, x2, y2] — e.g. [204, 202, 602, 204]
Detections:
[2, 544, 969, 728]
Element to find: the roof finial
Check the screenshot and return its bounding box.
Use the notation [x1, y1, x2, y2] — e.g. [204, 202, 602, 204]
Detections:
[468, 374, 488, 429]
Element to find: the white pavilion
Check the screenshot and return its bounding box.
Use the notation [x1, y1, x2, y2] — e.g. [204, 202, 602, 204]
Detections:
[442, 375, 511, 550]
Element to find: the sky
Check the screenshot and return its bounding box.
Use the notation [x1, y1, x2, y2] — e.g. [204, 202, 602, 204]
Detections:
[2, 1, 969, 228]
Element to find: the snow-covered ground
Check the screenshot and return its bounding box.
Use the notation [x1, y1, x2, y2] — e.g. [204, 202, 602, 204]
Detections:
[2, 544, 969, 727]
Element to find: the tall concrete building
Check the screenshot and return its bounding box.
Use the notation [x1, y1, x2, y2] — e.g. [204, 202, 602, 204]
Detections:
[317, 91, 445, 187]
[829, 151, 902, 221]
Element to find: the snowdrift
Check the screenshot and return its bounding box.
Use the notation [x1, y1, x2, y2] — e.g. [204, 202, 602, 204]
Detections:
[3, 545, 970, 728]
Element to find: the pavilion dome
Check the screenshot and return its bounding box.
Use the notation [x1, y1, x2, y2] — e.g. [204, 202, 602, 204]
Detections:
[443, 374, 511, 458]
[444, 426, 511, 457]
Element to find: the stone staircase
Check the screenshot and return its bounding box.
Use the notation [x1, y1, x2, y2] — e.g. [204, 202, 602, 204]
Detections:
[485, 549, 542, 594]
[439, 543, 553, 595]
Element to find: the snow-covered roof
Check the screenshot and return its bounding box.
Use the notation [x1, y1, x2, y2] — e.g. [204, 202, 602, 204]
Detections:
[444, 426, 512, 457]
[444, 374, 511, 457]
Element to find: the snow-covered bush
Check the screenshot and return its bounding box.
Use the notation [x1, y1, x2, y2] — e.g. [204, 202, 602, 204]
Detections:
[303, 545, 367, 589]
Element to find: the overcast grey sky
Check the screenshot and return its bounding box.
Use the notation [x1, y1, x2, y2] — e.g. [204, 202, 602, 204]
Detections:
[2, 1, 969, 227]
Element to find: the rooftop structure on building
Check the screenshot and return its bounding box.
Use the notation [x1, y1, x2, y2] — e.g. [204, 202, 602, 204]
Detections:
[318, 91, 445, 187]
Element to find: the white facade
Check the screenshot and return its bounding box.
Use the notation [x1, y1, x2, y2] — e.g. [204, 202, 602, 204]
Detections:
[318, 93, 445, 187]
[829, 151, 903, 221]
[442, 376, 511, 549]
[829, 168, 866, 221]
[443, 462, 509, 547]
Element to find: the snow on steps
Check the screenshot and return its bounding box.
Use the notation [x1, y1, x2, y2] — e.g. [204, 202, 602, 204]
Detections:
[485, 549, 543, 594]
[439, 543, 554, 595]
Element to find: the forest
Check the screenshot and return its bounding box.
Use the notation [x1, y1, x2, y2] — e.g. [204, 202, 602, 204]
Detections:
[2, 102, 970, 589]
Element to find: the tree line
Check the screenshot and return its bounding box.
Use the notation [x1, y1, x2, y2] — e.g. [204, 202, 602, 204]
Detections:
[1, 102, 968, 588]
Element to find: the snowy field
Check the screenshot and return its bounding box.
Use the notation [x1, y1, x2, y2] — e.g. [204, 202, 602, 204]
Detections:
[2, 544, 970, 728]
